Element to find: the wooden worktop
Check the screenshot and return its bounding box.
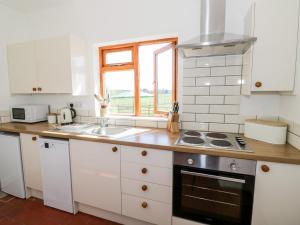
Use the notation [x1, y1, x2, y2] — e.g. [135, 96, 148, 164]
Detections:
[1, 122, 300, 165]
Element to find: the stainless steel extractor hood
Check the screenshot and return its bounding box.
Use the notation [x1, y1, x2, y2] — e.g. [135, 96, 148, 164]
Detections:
[177, 0, 257, 58]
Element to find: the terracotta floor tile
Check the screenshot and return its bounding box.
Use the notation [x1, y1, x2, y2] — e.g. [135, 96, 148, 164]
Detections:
[0, 197, 121, 225]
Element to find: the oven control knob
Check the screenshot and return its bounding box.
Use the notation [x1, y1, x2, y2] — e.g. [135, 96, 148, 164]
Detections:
[187, 158, 194, 165]
[230, 163, 237, 171]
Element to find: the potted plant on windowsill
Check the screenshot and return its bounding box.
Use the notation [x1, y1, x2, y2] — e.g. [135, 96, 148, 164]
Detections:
[94, 92, 110, 118]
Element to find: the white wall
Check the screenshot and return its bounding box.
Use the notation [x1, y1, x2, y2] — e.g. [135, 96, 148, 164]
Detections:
[279, 11, 300, 124]
[0, 4, 31, 112]
[1, 0, 281, 118]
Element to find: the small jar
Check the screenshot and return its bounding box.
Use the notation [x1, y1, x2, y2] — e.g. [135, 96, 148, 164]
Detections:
[47, 113, 57, 124]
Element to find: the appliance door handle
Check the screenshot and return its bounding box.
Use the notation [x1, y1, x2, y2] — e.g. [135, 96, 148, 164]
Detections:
[181, 170, 246, 184]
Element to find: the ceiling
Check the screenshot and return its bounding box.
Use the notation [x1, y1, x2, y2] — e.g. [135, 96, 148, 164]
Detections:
[0, 0, 71, 13]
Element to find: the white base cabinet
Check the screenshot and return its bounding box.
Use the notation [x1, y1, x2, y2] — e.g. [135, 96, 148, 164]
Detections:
[70, 140, 121, 214]
[7, 35, 88, 95]
[252, 161, 300, 225]
[20, 133, 43, 192]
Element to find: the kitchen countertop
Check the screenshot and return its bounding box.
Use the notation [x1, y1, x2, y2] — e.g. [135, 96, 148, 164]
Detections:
[1, 122, 300, 165]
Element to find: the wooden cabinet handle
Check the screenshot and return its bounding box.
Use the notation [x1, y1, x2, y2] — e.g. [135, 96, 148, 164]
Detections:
[32, 87, 37, 92]
[141, 185, 148, 191]
[261, 165, 270, 173]
[32, 136, 37, 141]
[141, 202, 148, 208]
[112, 146, 118, 152]
[255, 82, 262, 88]
[141, 150, 147, 156]
[37, 87, 42, 91]
[141, 168, 148, 174]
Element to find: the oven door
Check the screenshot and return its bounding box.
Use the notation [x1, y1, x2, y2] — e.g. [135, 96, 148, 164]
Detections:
[173, 165, 255, 225]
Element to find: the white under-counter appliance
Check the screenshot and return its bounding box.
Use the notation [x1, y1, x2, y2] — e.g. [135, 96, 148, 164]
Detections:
[39, 137, 74, 213]
[11, 104, 49, 123]
[0, 132, 26, 198]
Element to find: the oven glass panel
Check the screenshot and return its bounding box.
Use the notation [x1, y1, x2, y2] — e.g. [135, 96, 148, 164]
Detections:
[181, 171, 242, 222]
[173, 166, 255, 225]
[12, 108, 25, 120]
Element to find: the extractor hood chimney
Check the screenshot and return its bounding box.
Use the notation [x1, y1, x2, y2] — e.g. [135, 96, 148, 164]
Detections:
[177, 0, 257, 58]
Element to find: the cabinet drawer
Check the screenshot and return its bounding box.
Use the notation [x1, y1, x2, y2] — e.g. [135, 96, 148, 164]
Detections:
[122, 194, 172, 225]
[121, 178, 172, 204]
[121, 146, 172, 168]
[121, 162, 172, 186]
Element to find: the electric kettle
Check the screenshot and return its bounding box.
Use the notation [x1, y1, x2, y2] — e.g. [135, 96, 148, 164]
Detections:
[60, 104, 76, 124]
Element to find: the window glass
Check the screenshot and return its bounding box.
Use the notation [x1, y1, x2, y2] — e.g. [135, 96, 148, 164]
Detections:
[105, 50, 132, 65]
[104, 70, 135, 115]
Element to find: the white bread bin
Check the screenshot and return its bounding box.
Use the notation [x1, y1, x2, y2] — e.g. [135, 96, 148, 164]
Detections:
[244, 119, 287, 144]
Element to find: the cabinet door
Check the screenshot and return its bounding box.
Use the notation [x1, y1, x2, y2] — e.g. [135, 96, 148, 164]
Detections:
[252, 161, 300, 225]
[36, 36, 72, 93]
[70, 140, 121, 214]
[251, 0, 299, 91]
[20, 133, 43, 191]
[7, 42, 37, 94]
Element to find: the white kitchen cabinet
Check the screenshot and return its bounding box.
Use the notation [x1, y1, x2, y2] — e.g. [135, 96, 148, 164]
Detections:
[7, 41, 38, 94]
[70, 140, 121, 214]
[40, 138, 74, 213]
[242, 0, 299, 94]
[20, 133, 42, 191]
[252, 161, 300, 225]
[7, 35, 88, 95]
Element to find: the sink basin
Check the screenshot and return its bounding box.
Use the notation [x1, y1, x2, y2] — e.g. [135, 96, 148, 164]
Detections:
[85, 127, 128, 137]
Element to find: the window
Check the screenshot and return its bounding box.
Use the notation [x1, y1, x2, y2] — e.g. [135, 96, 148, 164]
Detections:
[99, 38, 177, 116]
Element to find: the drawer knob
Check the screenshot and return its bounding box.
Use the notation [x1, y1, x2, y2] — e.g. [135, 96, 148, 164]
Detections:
[141, 168, 148, 174]
[261, 165, 270, 173]
[141, 202, 148, 208]
[141, 150, 147, 156]
[141, 185, 148, 191]
[37, 87, 42, 91]
[32, 136, 37, 141]
[255, 81, 262, 88]
[32, 87, 37, 92]
[112, 146, 118, 152]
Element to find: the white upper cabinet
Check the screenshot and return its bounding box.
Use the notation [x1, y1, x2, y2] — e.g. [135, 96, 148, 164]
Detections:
[242, 0, 299, 94]
[252, 161, 300, 225]
[7, 35, 88, 95]
[7, 41, 38, 94]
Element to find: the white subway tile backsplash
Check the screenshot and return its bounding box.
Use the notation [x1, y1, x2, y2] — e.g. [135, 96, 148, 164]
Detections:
[211, 67, 226, 76]
[183, 87, 209, 95]
[182, 96, 195, 104]
[181, 113, 196, 122]
[196, 96, 224, 105]
[196, 77, 225, 86]
[196, 114, 224, 123]
[287, 132, 300, 150]
[226, 76, 242, 85]
[183, 59, 196, 68]
[209, 123, 239, 133]
[116, 119, 136, 126]
[226, 55, 243, 66]
[226, 66, 242, 75]
[183, 68, 210, 77]
[210, 86, 241, 96]
[197, 56, 225, 67]
[136, 120, 158, 128]
[256, 116, 279, 121]
[210, 105, 240, 114]
[225, 115, 246, 124]
[224, 96, 241, 105]
[0, 110, 10, 117]
[239, 125, 245, 134]
[157, 121, 168, 129]
[182, 122, 209, 131]
[183, 105, 209, 113]
[183, 78, 196, 86]
[292, 122, 300, 137]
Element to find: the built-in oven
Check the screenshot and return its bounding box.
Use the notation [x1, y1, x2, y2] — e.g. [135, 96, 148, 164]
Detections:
[173, 153, 256, 225]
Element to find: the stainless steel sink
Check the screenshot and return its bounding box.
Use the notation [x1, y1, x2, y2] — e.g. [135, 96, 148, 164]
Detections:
[84, 127, 129, 136]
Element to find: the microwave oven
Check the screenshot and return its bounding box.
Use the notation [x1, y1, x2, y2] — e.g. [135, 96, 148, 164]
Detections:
[11, 105, 49, 123]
